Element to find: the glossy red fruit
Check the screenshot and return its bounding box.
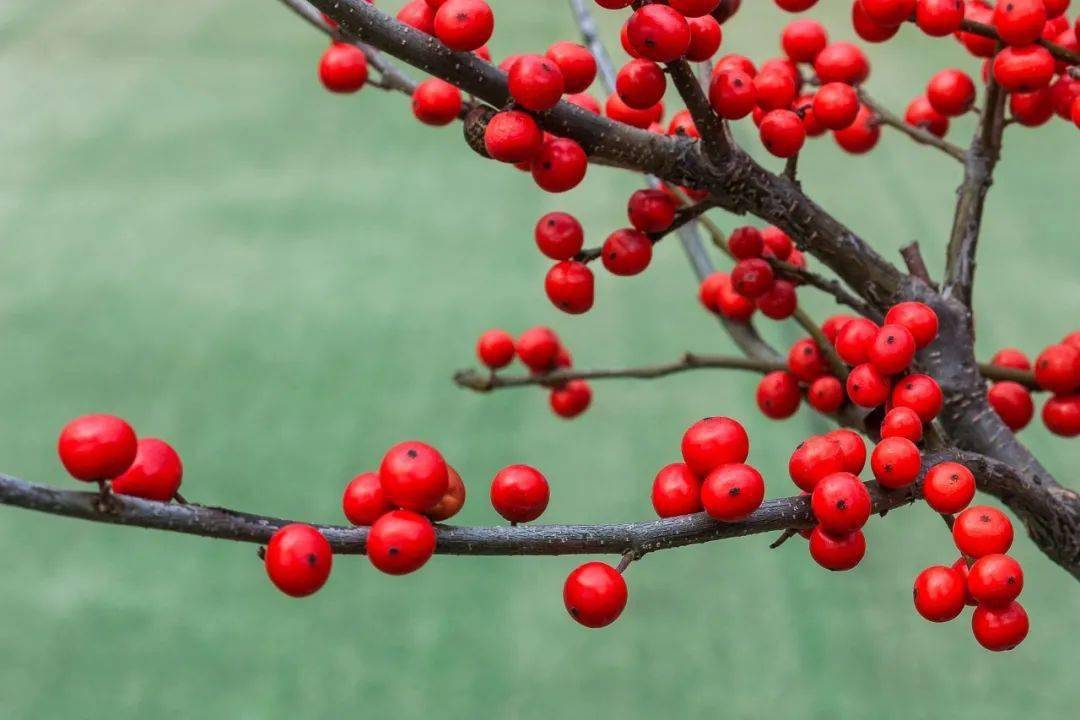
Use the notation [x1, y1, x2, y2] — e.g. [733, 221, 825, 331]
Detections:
[564, 562, 628, 628]
[602, 228, 653, 276]
[534, 212, 584, 260]
[953, 505, 1013, 557]
[834, 317, 878, 365]
[972, 601, 1029, 651]
[490, 464, 549, 523]
[617, 59, 667, 109]
[881, 406, 924, 442]
[808, 526, 866, 571]
[759, 109, 806, 157]
[57, 414, 138, 482]
[870, 437, 921, 489]
[627, 4, 691, 62]
[827, 429, 867, 474]
[758, 281, 800, 321]
[990, 348, 1031, 370]
[425, 466, 467, 521]
[680, 416, 750, 477]
[987, 381, 1035, 431]
[545, 41, 596, 94]
[814, 42, 869, 85]
[532, 138, 587, 193]
[953, 556, 977, 605]
[821, 315, 855, 345]
[379, 441, 449, 512]
[812, 377, 842, 410]
[869, 323, 917, 375]
[398, 0, 437, 34]
[318, 43, 368, 93]
[627, 189, 676, 233]
[915, 0, 965, 36]
[265, 524, 332, 597]
[484, 111, 543, 163]
[852, 0, 902, 42]
[686, 15, 723, 61]
[891, 373, 943, 422]
[368, 509, 437, 574]
[761, 226, 793, 260]
[545, 261, 594, 314]
[1043, 0, 1069, 18]
[992, 45, 1055, 92]
[782, 19, 828, 61]
[756, 371, 802, 419]
[833, 104, 880, 153]
[958, 1, 998, 57]
[788, 338, 828, 382]
[715, 274, 757, 320]
[411, 78, 462, 125]
[111, 438, 183, 501]
[923, 461, 976, 514]
[516, 326, 560, 371]
[926, 69, 976, 117]
[811, 472, 871, 532]
[846, 363, 892, 408]
[968, 554, 1024, 606]
[753, 68, 797, 111]
[884, 301, 939, 348]
[509, 55, 565, 111]
[550, 380, 592, 418]
[1009, 88, 1055, 126]
[651, 463, 703, 517]
[774, 0, 819, 10]
[789, 435, 846, 492]
[813, 82, 859, 130]
[476, 328, 515, 369]
[860, 0, 917, 25]
[709, 70, 757, 119]
[1034, 344, 1080, 393]
[565, 92, 601, 113]
[701, 463, 765, 521]
[727, 226, 764, 260]
[433, 0, 493, 51]
[913, 565, 966, 622]
[993, 0, 1046, 46]
[730, 258, 774, 298]
[1043, 394, 1080, 436]
[605, 93, 663, 128]
[342, 472, 392, 525]
[670, 0, 721, 16]
[698, 272, 727, 313]
[905, 95, 950, 137]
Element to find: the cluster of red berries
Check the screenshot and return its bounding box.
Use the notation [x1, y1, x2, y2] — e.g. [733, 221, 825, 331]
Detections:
[914, 507, 1027, 651]
[651, 416, 765, 521]
[987, 332, 1080, 436]
[475, 326, 592, 418]
[57, 414, 184, 502]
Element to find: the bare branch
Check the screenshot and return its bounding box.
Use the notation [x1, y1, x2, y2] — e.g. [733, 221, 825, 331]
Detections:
[899, 241, 936, 289]
[666, 59, 731, 161]
[957, 19, 1080, 66]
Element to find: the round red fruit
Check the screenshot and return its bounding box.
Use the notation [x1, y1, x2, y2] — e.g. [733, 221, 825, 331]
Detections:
[265, 524, 332, 597]
[972, 602, 1029, 651]
[846, 363, 892, 408]
[318, 43, 368, 93]
[987, 382, 1034, 431]
[870, 437, 921, 489]
[535, 212, 584, 260]
[57, 414, 138, 482]
[425, 466, 467, 521]
[923, 461, 976, 514]
[490, 464, 550, 523]
[913, 565, 966, 622]
[756, 370, 802, 419]
[516, 326, 560, 371]
[550, 380, 592, 418]
[701, 463, 765, 521]
[564, 562, 627, 628]
[884, 301, 939, 348]
[881, 406, 924, 442]
[789, 435, 845, 492]
[627, 5, 691, 63]
[808, 376, 845, 414]
[379, 441, 449, 512]
[953, 505, 1013, 557]
[545, 261, 594, 314]
[651, 463, 703, 517]
[627, 189, 676, 233]
[869, 323, 917, 375]
[484, 110, 543, 163]
[891, 373, 943, 422]
[808, 526, 866, 571]
[602, 228, 653, 276]
[411, 78, 462, 125]
[545, 41, 596, 94]
[111, 438, 183, 501]
[1034, 343, 1080, 393]
[433, 0, 494, 52]
[342, 471, 392, 525]
[680, 416, 750, 477]
[368, 509, 437, 575]
[826, 428, 867, 474]
[811, 471, 872, 533]
[476, 328, 515, 369]
[968, 554, 1023, 606]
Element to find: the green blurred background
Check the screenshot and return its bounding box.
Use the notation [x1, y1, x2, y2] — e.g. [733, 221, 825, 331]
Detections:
[0, 0, 1077, 717]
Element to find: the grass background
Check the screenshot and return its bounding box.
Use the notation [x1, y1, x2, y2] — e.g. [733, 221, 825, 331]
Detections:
[0, 1, 1077, 717]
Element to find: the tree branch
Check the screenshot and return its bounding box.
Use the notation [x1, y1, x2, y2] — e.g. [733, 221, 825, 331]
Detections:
[859, 90, 965, 162]
[899, 241, 936, 289]
[573, 198, 719, 263]
[957, 19, 1080, 66]
[666, 59, 731, 161]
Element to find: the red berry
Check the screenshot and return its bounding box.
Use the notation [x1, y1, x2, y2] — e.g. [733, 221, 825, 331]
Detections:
[913, 565, 966, 622]
[953, 556, 977, 605]
[476, 328, 516, 369]
[667, 109, 700, 137]
[426, 466, 467, 521]
[680, 416, 750, 477]
[709, 70, 757, 119]
[715, 274, 757, 320]
[411, 78, 462, 125]
[869, 323, 917, 375]
[915, 0, 965, 36]
[564, 562, 627, 628]
[834, 317, 878, 365]
[265, 524, 332, 597]
[379, 441, 449, 512]
[923, 461, 976, 514]
[484, 110, 543, 163]
[627, 5, 691, 63]
[926, 69, 976, 116]
[826, 429, 867, 474]
[812, 375, 842, 414]
[545, 41, 596, 94]
[756, 370, 802, 419]
[602, 228, 653, 276]
[811, 472, 872, 532]
[774, 0, 820, 10]
[958, 1, 999, 57]
[833, 104, 880, 153]
[861, 0, 917, 26]
[884, 301, 939, 348]
[669, 0, 721, 17]
[651, 463, 703, 517]
[905, 95, 950, 137]
[545, 261, 594, 314]
[814, 42, 869, 85]
[550, 380, 592, 418]
[731, 258, 774, 298]
[789, 435, 846, 492]
[990, 347, 1031, 370]
[992, 45, 1055, 92]
[1034, 343, 1080, 393]
[759, 109, 805, 157]
[627, 189, 676, 233]
[534, 212, 584, 260]
[891, 373, 943, 422]
[987, 381, 1035, 431]
[870, 437, 921, 489]
[788, 338, 828, 382]
[701, 463, 765, 521]
[532, 138, 587, 193]
[342, 471, 392, 525]
[318, 43, 368, 93]
[616, 59, 667, 109]
[881, 406, 924, 442]
[698, 271, 727, 312]
[971, 601, 1029, 651]
[813, 82, 859, 130]
[757, 280, 799, 320]
[509, 55, 565, 111]
[433, 0, 493, 52]
[761, 226, 794, 260]
[852, 0, 902, 43]
[846, 363, 892, 408]
[1009, 88, 1055, 126]
[953, 505, 1013, 557]
[1043, 394, 1080, 436]
[1043, 0, 1069, 18]
[993, 0, 1047, 46]
[968, 554, 1024, 606]
[595, 0, 633, 8]
[398, 0, 436, 34]
[808, 526, 866, 571]
[605, 93, 664, 128]
[782, 19, 828, 62]
[57, 414, 138, 482]
[368, 509, 437, 575]
[754, 68, 797, 111]
[111, 438, 183, 501]
[686, 15, 723, 61]
[516, 326, 560, 371]
[821, 314, 855, 345]
[490, 464, 549, 523]
[728, 226, 764, 259]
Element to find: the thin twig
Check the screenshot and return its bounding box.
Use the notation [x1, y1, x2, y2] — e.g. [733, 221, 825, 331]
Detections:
[899, 241, 936, 289]
[860, 90, 965, 161]
[574, 198, 719, 263]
